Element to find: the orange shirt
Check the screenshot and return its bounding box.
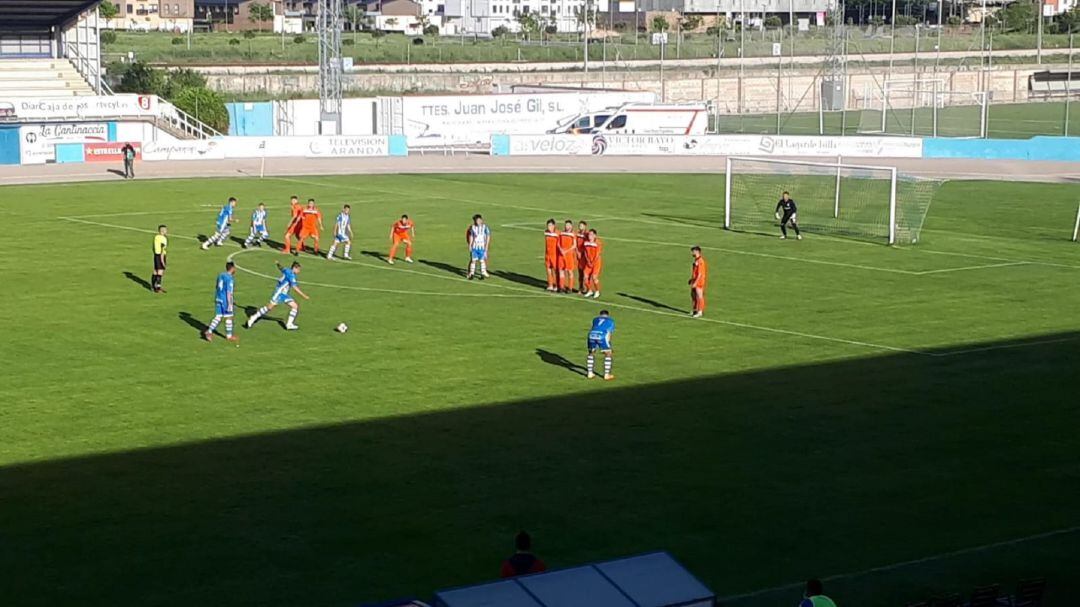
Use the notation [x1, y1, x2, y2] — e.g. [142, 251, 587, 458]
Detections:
[544, 230, 559, 259]
[576, 232, 587, 258]
[583, 239, 602, 267]
[557, 231, 576, 256]
[392, 219, 414, 239]
[691, 257, 707, 287]
[301, 207, 322, 232]
[290, 202, 303, 220]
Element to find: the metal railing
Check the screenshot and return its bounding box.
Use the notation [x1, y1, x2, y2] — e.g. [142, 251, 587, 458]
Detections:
[62, 41, 103, 94]
[156, 98, 224, 140]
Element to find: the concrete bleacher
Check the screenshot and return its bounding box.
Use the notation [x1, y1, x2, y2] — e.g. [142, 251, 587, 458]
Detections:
[0, 59, 94, 97]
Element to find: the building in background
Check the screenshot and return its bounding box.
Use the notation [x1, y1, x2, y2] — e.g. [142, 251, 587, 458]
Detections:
[444, 0, 611, 36]
[106, 0, 195, 31]
[193, 0, 279, 31]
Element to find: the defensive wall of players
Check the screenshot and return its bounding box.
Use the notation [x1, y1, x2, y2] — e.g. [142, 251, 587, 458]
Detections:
[2, 93, 1080, 166]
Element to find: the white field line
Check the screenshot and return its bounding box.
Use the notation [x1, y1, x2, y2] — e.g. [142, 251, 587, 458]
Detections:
[59, 216, 202, 241]
[270, 176, 1080, 271]
[930, 335, 1080, 357]
[228, 249, 548, 299]
[719, 524, 1080, 603]
[62, 211, 1063, 358]
[501, 223, 920, 276]
[914, 261, 1030, 275]
[917, 248, 1080, 271]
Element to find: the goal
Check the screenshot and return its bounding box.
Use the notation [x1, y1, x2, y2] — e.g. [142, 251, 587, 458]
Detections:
[723, 156, 939, 245]
[856, 80, 989, 139]
[1073, 203, 1080, 242]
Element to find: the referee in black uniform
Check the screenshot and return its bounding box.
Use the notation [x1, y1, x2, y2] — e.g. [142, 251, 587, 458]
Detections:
[775, 191, 802, 240]
[152, 225, 168, 293]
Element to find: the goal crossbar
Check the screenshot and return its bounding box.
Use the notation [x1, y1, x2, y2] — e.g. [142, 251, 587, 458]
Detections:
[725, 155, 911, 246]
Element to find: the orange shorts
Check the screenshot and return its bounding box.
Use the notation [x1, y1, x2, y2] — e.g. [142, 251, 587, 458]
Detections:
[545, 255, 558, 270]
[299, 229, 319, 240]
[691, 280, 706, 290]
[558, 255, 576, 271]
[393, 234, 410, 244]
[584, 263, 602, 276]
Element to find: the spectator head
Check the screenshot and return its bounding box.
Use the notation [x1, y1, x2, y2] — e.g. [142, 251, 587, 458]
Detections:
[515, 531, 532, 552]
[805, 579, 824, 597]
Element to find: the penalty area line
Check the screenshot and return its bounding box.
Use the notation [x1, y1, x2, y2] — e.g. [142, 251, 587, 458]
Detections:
[719, 524, 1080, 603]
[228, 249, 549, 299]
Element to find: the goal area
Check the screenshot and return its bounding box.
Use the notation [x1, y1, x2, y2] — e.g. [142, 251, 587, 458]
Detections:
[724, 157, 940, 245]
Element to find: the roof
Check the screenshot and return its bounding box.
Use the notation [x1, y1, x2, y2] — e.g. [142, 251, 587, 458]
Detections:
[0, 0, 102, 31]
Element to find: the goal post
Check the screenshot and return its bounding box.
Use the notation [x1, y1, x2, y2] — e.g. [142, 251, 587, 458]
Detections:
[1073, 202, 1080, 242]
[724, 156, 938, 245]
[856, 80, 989, 138]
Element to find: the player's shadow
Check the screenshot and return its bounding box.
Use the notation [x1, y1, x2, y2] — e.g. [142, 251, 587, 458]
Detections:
[106, 169, 127, 178]
[360, 250, 385, 262]
[242, 305, 287, 329]
[535, 348, 588, 376]
[418, 259, 467, 278]
[641, 212, 724, 229]
[491, 270, 547, 289]
[618, 292, 684, 314]
[178, 312, 207, 334]
[122, 271, 154, 292]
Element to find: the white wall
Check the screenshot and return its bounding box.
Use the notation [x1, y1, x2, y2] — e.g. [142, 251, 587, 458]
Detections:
[275, 98, 378, 136]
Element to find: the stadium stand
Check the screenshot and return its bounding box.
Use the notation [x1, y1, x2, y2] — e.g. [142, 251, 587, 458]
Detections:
[0, 59, 94, 97]
[0, 0, 104, 95]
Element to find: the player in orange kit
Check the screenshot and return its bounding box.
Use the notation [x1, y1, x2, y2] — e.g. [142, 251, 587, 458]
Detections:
[544, 219, 559, 291]
[581, 229, 603, 299]
[282, 195, 303, 255]
[296, 198, 324, 255]
[689, 245, 707, 318]
[556, 219, 578, 293]
[388, 214, 415, 264]
[575, 220, 589, 291]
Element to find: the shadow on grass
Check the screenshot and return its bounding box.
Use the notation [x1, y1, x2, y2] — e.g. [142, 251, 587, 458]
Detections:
[360, 250, 385, 262]
[535, 348, 588, 376]
[178, 311, 207, 335]
[492, 270, 546, 289]
[617, 292, 685, 314]
[3, 332, 1080, 606]
[419, 258, 467, 278]
[123, 271, 154, 292]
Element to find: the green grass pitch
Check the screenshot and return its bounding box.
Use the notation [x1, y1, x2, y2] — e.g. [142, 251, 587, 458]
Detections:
[2, 172, 1080, 606]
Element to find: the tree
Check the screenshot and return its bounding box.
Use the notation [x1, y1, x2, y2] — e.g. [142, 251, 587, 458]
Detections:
[248, 2, 275, 32]
[171, 87, 229, 134]
[1057, 6, 1080, 33]
[413, 13, 431, 34]
[575, 4, 598, 33]
[680, 14, 703, 32]
[117, 61, 167, 96]
[987, 0, 1034, 33]
[764, 15, 782, 29]
[165, 67, 207, 97]
[650, 15, 670, 32]
[492, 25, 511, 37]
[344, 4, 364, 33]
[385, 17, 399, 30]
[516, 12, 541, 39]
[99, 0, 119, 22]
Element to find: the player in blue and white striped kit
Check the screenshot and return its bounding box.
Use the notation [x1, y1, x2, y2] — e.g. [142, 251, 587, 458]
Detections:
[204, 261, 238, 342]
[586, 310, 615, 380]
[242, 203, 269, 248]
[201, 197, 237, 250]
[326, 204, 354, 260]
[244, 261, 310, 331]
[466, 214, 491, 280]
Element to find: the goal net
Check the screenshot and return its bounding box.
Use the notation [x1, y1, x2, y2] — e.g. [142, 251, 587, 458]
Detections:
[724, 156, 940, 245]
[856, 80, 989, 138]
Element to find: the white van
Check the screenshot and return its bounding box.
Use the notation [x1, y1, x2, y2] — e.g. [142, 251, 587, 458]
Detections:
[551, 103, 710, 136]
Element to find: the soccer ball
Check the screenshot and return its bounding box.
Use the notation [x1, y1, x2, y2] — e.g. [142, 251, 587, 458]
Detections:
[336, 323, 349, 333]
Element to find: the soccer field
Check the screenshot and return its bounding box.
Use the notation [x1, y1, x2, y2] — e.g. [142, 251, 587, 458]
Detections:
[3, 172, 1080, 606]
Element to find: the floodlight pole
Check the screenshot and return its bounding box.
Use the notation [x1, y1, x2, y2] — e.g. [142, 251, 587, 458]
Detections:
[317, 0, 344, 135]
